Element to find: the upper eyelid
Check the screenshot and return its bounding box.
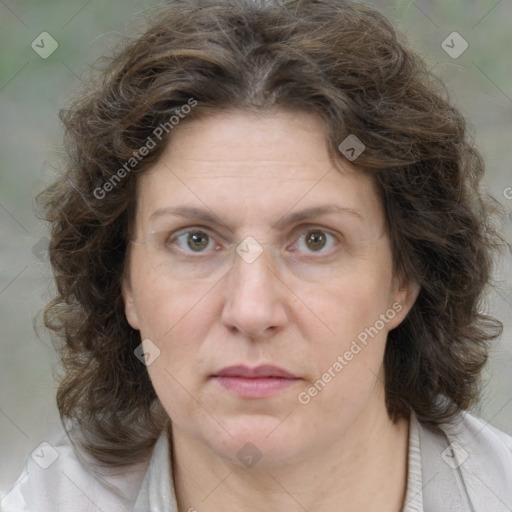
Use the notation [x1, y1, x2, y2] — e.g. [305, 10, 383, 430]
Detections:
[171, 224, 339, 238]
[169, 226, 231, 246]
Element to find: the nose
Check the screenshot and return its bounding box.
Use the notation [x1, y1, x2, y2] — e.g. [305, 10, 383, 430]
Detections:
[220, 242, 289, 340]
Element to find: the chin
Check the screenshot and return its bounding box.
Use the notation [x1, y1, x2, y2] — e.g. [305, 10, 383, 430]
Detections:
[204, 417, 305, 468]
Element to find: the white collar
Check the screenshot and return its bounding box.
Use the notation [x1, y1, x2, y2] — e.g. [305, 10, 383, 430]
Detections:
[133, 424, 177, 512]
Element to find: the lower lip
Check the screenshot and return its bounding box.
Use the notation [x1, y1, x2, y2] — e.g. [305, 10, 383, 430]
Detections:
[213, 376, 299, 398]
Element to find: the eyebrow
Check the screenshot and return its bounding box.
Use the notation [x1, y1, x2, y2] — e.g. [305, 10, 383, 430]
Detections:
[148, 204, 363, 230]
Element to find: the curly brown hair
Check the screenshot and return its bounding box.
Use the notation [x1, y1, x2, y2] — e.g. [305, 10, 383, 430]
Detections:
[38, 0, 504, 468]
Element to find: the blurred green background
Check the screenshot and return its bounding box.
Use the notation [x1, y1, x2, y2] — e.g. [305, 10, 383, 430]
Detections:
[1, 0, 511, 499]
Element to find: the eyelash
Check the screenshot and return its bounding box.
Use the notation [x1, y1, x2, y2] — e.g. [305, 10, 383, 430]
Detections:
[166, 227, 340, 257]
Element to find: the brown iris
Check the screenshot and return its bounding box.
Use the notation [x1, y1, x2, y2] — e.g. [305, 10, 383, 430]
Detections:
[187, 231, 209, 251]
[305, 231, 327, 251]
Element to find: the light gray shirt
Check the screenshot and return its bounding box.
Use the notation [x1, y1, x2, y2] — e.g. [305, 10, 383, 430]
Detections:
[2, 411, 512, 511]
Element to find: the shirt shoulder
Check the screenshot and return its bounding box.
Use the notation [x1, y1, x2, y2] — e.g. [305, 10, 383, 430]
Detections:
[453, 411, 512, 509]
[418, 410, 512, 512]
[456, 411, 512, 452]
[0, 427, 148, 512]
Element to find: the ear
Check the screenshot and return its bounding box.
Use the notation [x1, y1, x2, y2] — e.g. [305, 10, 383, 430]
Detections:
[121, 274, 141, 330]
[387, 276, 420, 331]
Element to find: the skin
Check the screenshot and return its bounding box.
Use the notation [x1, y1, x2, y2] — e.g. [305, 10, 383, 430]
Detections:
[122, 109, 420, 512]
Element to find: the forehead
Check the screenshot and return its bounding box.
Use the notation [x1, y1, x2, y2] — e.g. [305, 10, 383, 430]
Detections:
[134, 110, 384, 230]
[160, 109, 331, 165]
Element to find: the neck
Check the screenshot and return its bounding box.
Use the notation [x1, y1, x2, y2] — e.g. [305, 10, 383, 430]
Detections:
[170, 396, 410, 512]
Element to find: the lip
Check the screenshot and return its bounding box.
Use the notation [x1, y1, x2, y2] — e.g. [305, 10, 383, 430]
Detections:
[212, 365, 300, 398]
[213, 364, 298, 379]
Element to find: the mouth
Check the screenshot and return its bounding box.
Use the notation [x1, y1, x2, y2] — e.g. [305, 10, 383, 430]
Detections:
[211, 365, 301, 399]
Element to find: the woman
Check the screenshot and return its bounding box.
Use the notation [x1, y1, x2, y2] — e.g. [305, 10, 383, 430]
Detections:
[3, 0, 511, 511]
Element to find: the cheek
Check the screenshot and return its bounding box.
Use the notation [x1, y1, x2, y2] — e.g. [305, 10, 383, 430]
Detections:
[297, 274, 393, 415]
[130, 260, 213, 375]
[131, 257, 214, 341]
[299, 258, 395, 403]
[310, 263, 394, 342]
[135, 273, 212, 425]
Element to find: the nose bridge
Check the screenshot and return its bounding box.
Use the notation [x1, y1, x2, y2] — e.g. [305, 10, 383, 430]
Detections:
[221, 239, 286, 336]
[230, 239, 276, 300]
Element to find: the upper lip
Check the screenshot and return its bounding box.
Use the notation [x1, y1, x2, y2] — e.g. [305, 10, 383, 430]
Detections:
[213, 365, 298, 379]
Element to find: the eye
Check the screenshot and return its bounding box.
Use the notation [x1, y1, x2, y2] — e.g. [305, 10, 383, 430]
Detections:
[172, 229, 218, 253]
[292, 229, 337, 254]
[167, 227, 338, 256]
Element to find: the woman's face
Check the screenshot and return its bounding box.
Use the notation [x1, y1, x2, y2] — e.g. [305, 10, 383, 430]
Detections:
[123, 110, 418, 467]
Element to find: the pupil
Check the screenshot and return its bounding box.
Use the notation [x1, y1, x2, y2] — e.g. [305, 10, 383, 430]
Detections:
[307, 231, 326, 251]
[188, 231, 208, 251]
